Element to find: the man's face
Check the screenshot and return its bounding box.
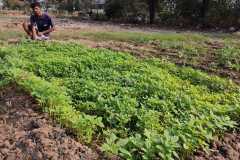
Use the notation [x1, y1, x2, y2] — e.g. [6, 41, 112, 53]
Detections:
[33, 6, 42, 16]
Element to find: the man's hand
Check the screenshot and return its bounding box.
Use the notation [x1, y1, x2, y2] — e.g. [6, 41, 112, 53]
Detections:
[41, 27, 55, 35]
[37, 32, 43, 36]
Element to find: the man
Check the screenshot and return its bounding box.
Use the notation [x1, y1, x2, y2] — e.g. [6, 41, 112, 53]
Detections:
[23, 2, 55, 40]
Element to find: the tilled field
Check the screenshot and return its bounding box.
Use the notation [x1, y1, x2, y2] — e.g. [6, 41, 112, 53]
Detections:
[0, 85, 99, 160]
[1, 86, 240, 160]
[193, 133, 240, 160]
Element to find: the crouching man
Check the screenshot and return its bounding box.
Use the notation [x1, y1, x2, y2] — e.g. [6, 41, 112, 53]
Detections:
[23, 2, 55, 40]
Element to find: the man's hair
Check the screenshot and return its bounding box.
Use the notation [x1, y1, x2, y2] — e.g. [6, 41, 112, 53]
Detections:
[31, 2, 41, 9]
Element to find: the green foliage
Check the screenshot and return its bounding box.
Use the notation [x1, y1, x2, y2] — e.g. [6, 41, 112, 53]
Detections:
[52, 30, 239, 76]
[0, 30, 24, 41]
[104, 0, 240, 27]
[2, 0, 26, 10]
[80, 31, 207, 43]
[0, 41, 240, 159]
[105, 0, 126, 19]
[105, 0, 148, 22]
[0, 44, 103, 143]
[216, 46, 240, 71]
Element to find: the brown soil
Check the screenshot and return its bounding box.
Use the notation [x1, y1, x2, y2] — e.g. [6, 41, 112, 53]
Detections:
[0, 85, 99, 160]
[193, 133, 240, 160]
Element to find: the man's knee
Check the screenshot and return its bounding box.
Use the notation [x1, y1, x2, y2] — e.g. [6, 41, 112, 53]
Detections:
[23, 22, 28, 29]
[23, 22, 32, 30]
[23, 21, 27, 27]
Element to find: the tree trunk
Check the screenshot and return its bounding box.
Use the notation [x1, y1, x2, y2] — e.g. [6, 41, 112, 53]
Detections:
[149, 0, 156, 24]
[201, 0, 209, 19]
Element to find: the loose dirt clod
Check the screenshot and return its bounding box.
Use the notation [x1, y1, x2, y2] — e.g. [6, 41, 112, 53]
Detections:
[0, 85, 99, 160]
[193, 133, 240, 160]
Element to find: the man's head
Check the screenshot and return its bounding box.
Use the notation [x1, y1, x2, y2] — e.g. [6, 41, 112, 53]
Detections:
[31, 2, 42, 17]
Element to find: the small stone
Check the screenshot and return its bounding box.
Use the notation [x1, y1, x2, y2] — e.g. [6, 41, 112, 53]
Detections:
[212, 156, 225, 160]
[35, 151, 43, 159]
[233, 31, 240, 36]
[5, 154, 16, 160]
[236, 143, 240, 152]
[229, 27, 236, 32]
[0, 148, 9, 155]
[219, 145, 228, 157]
[228, 148, 239, 160]
[6, 101, 12, 107]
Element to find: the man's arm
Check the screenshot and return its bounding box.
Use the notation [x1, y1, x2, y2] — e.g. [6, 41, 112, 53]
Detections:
[40, 15, 55, 36]
[40, 26, 55, 35]
[29, 15, 38, 39]
[32, 25, 38, 40]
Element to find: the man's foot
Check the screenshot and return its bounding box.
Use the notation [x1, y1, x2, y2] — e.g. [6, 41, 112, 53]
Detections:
[36, 35, 49, 41]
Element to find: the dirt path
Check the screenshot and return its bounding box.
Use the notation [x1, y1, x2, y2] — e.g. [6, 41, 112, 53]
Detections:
[0, 15, 176, 34]
[0, 85, 99, 160]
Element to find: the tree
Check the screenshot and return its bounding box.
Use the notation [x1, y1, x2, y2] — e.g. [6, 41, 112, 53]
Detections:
[105, 0, 125, 19]
[105, 0, 151, 23]
[200, 0, 209, 19]
[56, 0, 93, 12]
[148, 0, 157, 24]
[3, 0, 25, 9]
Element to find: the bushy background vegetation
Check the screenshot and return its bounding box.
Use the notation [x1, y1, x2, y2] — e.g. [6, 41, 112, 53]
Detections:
[104, 0, 240, 28]
[2, 0, 240, 28]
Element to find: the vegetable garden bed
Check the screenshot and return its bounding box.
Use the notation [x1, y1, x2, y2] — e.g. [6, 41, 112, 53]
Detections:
[0, 41, 239, 159]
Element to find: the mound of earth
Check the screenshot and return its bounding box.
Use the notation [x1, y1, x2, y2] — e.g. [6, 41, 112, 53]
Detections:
[0, 85, 99, 160]
[193, 133, 240, 160]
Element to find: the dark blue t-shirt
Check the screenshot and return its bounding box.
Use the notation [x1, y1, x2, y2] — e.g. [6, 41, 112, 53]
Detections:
[30, 13, 54, 32]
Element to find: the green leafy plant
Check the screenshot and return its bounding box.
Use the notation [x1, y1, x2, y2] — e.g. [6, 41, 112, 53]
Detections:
[0, 41, 239, 159]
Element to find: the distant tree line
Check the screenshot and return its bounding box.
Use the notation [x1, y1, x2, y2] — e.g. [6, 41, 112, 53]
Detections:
[2, 0, 240, 28]
[104, 0, 240, 28]
[2, 0, 26, 10]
